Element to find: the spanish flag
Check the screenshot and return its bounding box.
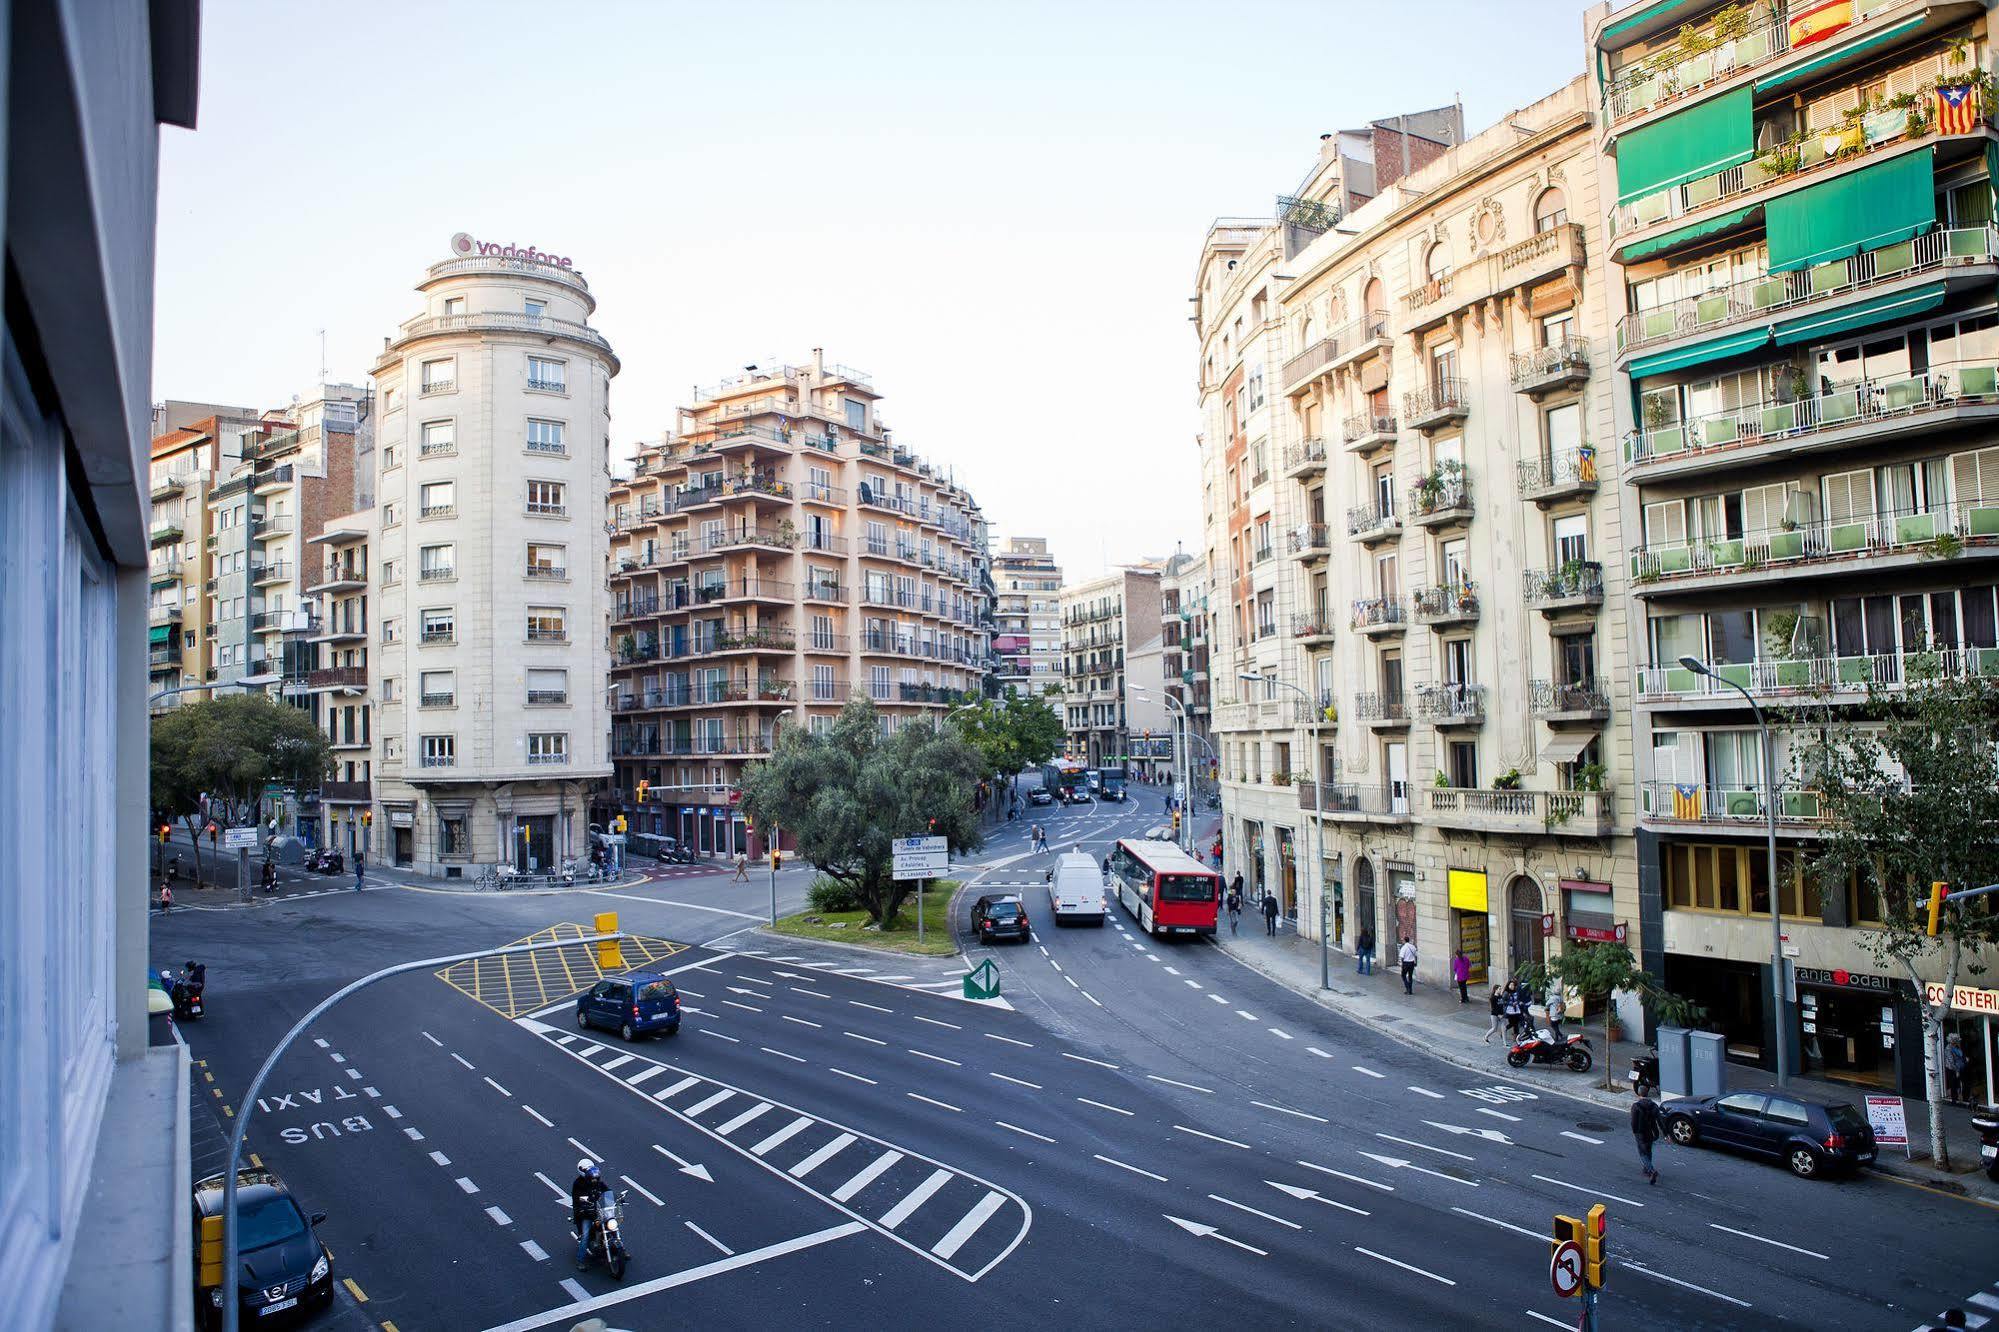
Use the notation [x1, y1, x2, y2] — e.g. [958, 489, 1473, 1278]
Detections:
[1788, 0, 1853, 48]
[1934, 85, 1979, 137]
[1672, 784, 1704, 820]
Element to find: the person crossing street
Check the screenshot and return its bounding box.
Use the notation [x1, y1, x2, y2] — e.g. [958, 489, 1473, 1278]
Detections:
[1631, 1087, 1663, 1184]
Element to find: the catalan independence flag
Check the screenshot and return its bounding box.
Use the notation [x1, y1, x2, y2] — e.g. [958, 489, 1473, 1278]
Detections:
[1933, 85, 1979, 137]
[1577, 443, 1597, 484]
[1672, 784, 1704, 820]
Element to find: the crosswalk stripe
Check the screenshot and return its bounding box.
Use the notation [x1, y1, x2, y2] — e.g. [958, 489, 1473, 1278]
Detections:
[931, 1191, 1007, 1259]
[716, 1102, 774, 1136]
[601, 1055, 633, 1072]
[626, 1065, 665, 1086]
[879, 1168, 953, 1229]
[751, 1115, 815, 1157]
[831, 1150, 903, 1202]
[685, 1088, 735, 1117]
[789, 1132, 856, 1179]
[655, 1075, 702, 1101]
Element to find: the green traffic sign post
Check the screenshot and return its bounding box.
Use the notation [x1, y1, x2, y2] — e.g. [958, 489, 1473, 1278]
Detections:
[963, 957, 1001, 1000]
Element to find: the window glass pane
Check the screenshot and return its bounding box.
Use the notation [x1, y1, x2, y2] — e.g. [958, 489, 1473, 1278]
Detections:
[1545, 403, 1581, 455]
[1709, 609, 1756, 663]
[1716, 847, 1740, 913]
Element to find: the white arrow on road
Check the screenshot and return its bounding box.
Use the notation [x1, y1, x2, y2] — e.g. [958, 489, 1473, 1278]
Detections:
[1163, 1215, 1268, 1256]
[1266, 1180, 1371, 1217]
[1423, 1119, 1516, 1146]
[1356, 1150, 1479, 1187]
[650, 1142, 714, 1183]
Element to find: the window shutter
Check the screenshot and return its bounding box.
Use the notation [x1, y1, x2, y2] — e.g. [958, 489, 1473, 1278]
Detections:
[1741, 483, 1785, 535]
[1952, 446, 1999, 505]
[1644, 499, 1686, 546]
[1821, 469, 1875, 523]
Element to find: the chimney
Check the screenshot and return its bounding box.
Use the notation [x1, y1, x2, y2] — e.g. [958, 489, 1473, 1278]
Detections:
[812, 348, 825, 375]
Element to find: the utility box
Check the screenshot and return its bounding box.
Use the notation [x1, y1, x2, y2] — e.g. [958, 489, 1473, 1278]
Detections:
[1688, 1029, 1727, 1098]
[1656, 1025, 1691, 1098]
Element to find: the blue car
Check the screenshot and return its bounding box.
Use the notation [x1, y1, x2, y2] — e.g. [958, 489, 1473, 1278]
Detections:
[576, 970, 681, 1041]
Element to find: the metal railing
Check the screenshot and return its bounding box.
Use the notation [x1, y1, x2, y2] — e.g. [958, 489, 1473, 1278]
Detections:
[1529, 677, 1610, 716]
[1281, 311, 1390, 390]
[526, 500, 567, 517]
[1345, 502, 1400, 537]
[1510, 337, 1591, 387]
[1523, 561, 1604, 606]
[526, 689, 568, 705]
[1351, 689, 1408, 722]
[1342, 412, 1397, 445]
[1350, 596, 1406, 632]
[527, 376, 567, 393]
[1416, 682, 1486, 722]
[1639, 781, 1825, 827]
[1307, 782, 1407, 818]
[1403, 377, 1469, 423]
[1632, 498, 1999, 583]
[1637, 646, 1999, 700]
[1426, 785, 1613, 832]
[1283, 438, 1329, 473]
[420, 627, 455, 645]
[420, 692, 455, 708]
[1290, 612, 1335, 640]
[419, 564, 454, 583]
[1410, 471, 1471, 520]
[308, 666, 366, 689]
[1412, 582, 1480, 621]
[526, 749, 568, 766]
[1288, 524, 1331, 556]
[1517, 446, 1601, 498]
[526, 564, 567, 580]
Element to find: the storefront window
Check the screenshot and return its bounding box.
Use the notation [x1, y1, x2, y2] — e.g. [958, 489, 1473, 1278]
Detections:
[439, 815, 466, 856]
[1670, 843, 1822, 920]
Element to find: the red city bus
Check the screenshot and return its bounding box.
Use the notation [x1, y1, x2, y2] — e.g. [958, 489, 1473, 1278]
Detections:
[1106, 838, 1221, 937]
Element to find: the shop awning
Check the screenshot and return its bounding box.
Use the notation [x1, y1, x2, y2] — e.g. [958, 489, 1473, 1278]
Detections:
[1769, 280, 1946, 348]
[1753, 16, 1927, 94]
[1447, 869, 1489, 914]
[1626, 326, 1772, 380]
[1541, 732, 1599, 765]
[1766, 149, 1936, 273]
[1619, 203, 1762, 263]
[1616, 86, 1755, 205]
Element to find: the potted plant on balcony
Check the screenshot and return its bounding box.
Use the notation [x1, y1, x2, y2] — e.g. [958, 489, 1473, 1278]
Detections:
[1413, 459, 1463, 515]
[1492, 768, 1522, 791]
[1433, 769, 1451, 788]
[1556, 557, 1593, 598]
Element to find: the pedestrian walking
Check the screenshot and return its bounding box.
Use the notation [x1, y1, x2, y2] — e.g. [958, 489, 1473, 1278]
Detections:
[1944, 1034, 1968, 1105]
[1630, 1087, 1663, 1185]
[157, 879, 173, 913]
[1226, 887, 1242, 934]
[353, 851, 364, 892]
[1261, 891, 1279, 936]
[1483, 986, 1505, 1043]
[1451, 948, 1472, 1003]
[1503, 982, 1526, 1039]
[732, 850, 749, 882]
[1355, 925, 1375, 976]
[1397, 937, 1417, 994]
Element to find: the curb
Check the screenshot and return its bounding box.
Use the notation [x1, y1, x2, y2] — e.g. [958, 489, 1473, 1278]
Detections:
[755, 878, 969, 968]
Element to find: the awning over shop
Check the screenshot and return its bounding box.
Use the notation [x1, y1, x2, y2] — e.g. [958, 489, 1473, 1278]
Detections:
[1626, 326, 1772, 380]
[1766, 149, 1935, 273]
[1769, 280, 1946, 348]
[1616, 85, 1755, 205]
[1541, 732, 1599, 765]
[1619, 204, 1762, 263]
[1752, 16, 1927, 95]
[1447, 869, 1489, 914]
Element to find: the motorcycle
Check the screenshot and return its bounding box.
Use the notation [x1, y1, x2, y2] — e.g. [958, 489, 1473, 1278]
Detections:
[1506, 1027, 1593, 1073]
[1973, 1104, 1999, 1182]
[306, 848, 345, 875]
[1628, 1049, 1660, 1098]
[165, 966, 205, 1021]
[575, 1189, 630, 1280]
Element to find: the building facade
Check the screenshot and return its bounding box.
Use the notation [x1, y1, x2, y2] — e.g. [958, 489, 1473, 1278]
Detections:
[1160, 550, 1215, 787]
[604, 353, 991, 856]
[1591, 0, 1998, 1093]
[147, 411, 264, 703]
[367, 248, 618, 876]
[992, 535, 1066, 707]
[1059, 567, 1168, 770]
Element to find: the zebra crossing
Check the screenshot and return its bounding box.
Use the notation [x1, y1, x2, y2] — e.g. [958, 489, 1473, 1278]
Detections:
[518, 1016, 1031, 1281]
[1914, 1281, 1999, 1331]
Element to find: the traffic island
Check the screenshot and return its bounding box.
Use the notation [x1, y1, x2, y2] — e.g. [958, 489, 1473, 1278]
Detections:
[769, 880, 960, 957]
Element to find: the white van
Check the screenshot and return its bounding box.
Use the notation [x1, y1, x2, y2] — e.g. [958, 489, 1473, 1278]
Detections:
[1047, 851, 1106, 926]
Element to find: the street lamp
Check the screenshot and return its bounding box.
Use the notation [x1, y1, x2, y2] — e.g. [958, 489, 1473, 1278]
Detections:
[1132, 686, 1192, 852]
[1680, 654, 1787, 1086]
[1242, 671, 1330, 991]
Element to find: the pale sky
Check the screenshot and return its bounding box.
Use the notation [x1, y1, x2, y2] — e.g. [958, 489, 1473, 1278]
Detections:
[154, 0, 1585, 582]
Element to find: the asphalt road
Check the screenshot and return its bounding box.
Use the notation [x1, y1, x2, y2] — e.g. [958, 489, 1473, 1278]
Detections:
[155, 788, 1999, 1330]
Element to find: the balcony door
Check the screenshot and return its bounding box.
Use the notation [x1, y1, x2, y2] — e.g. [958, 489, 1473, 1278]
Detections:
[1556, 632, 1596, 689]
[1443, 637, 1473, 688]
[1386, 742, 1409, 815]
[1380, 651, 1404, 709]
[1375, 552, 1399, 599]
[1441, 537, 1470, 590]
[1373, 462, 1396, 519]
[1553, 514, 1590, 566]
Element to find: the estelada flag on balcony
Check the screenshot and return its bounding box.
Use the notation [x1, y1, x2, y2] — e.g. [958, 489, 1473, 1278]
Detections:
[1577, 443, 1597, 484]
[1672, 784, 1704, 820]
[1787, 0, 1853, 48]
[1933, 85, 1979, 137]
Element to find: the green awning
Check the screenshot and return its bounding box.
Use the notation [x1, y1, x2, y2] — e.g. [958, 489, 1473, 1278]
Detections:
[1620, 204, 1763, 262]
[1770, 281, 1947, 348]
[1600, 0, 1714, 47]
[149, 624, 173, 644]
[1766, 149, 1936, 273]
[1627, 327, 1773, 380]
[1753, 17, 1927, 95]
[1617, 86, 1755, 205]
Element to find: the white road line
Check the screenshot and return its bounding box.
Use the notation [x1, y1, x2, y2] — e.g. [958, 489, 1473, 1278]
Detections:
[574, 1043, 602, 1058]
[908, 1092, 963, 1113]
[789, 987, 831, 998]
[1061, 1052, 1118, 1070]
[912, 1015, 962, 1030]
[428, 1150, 452, 1167]
[1234, 1010, 1258, 1021]
[1064, 975, 1079, 989]
[534, 1171, 567, 1199]
[450, 1052, 475, 1071]
[1207, 994, 1228, 1005]
[1163, 966, 1181, 975]
[685, 1089, 735, 1117]
[828, 1067, 878, 1086]
[1078, 1097, 1134, 1117]
[1209, 1194, 1302, 1230]
[1049, 961, 1064, 973]
[556, 1035, 576, 1046]
[1307, 1046, 1332, 1059]
[880, 1169, 953, 1229]
[1297, 1160, 1394, 1192]
[781, 1015, 824, 1029]
[330, 1052, 346, 1063]
[1093, 1154, 1167, 1182]
[1525, 1311, 1572, 1329]
[484, 1076, 513, 1097]
[1082, 990, 1103, 1007]
[1355, 1246, 1455, 1286]
[561, 1275, 590, 1303]
[1621, 1260, 1751, 1307]
[455, 1177, 479, 1194]
[843, 1031, 888, 1046]
[831, 1150, 904, 1202]
[721, 1000, 763, 1013]
[1407, 1087, 1445, 1100]
[621, 1175, 663, 1207]
[1561, 1130, 1604, 1145]
[1378, 1133, 1473, 1162]
[1708, 1224, 1829, 1260]
[1352, 1065, 1385, 1079]
[684, 1221, 734, 1256]
[567, 1136, 603, 1163]
[990, 1072, 1041, 1090]
[932, 1192, 1009, 1259]
[656, 1076, 702, 1101]
[849, 1000, 894, 1014]
[751, 1116, 815, 1157]
[677, 989, 704, 999]
[1530, 1173, 1645, 1208]
[700, 1030, 741, 1044]
[1476, 1108, 1523, 1123]
[716, 1103, 774, 1136]
[1267, 1027, 1294, 1040]
[1185, 980, 1203, 990]
[1450, 1206, 1545, 1240]
[789, 1133, 857, 1178]
[1253, 1100, 1327, 1123]
[908, 1049, 962, 1067]
[363, 1087, 380, 1099]
[1147, 1074, 1214, 1094]
[985, 1033, 1033, 1048]
[313, 1038, 330, 1049]
[403, 1127, 424, 1141]
[760, 1046, 807, 1064]
[520, 1239, 548, 1262]
[832, 967, 874, 977]
[383, 1105, 403, 1120]
[626, 1066, 665, 1087]
[1174, 1124, 1250, 1149]
[599, 1055, 633, 1074]
[995, 1121, 1056, 1144]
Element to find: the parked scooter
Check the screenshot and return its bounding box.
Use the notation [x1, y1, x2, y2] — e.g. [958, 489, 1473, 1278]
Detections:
[1628, 1048, 1660, 1098]
[1507, 1026, 1593, 1073]
[574, 1188, 631, 1280]
[306, 847, 345, 875]
[1973, 1104, 1999, 1182]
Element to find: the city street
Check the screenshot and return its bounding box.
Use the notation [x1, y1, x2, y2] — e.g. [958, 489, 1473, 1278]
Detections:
[155, 789, 1999, 1331]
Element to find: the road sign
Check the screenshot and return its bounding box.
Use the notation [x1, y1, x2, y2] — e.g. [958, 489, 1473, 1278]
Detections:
[223, 826, 259, 851]
[1551, 1239, 1584, 1297]
[893, 835, 948, 880]
[963, 958, 1001, 1001]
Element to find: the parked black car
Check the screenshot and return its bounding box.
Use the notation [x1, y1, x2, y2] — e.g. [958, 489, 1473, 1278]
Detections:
[192, 1166, 333, 1328]
[1661, 1091, 1876, 1178]
[972, 893, 1031, 944]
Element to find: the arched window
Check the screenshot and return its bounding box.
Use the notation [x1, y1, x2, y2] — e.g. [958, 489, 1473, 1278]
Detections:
[1361, 278, 1385, 315]
[1299, 315, 1316, 349]
[1425, 243, 1451, 282]
[1508, 876, 1546, 973]
[1354, 856, 1378, 943]
[1535, 188, 1569, 233]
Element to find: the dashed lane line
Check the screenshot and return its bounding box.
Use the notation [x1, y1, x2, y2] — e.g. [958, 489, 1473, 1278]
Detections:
[1307, 1047, 1332, 1059]
[428, 1150, 451, 1167]
[455, 1177, 479, 1195]
[843, 1031, 888, 1046]
[996, 1121, 1056, 1144]
[828, 1067, 878, 1086]
[1146, 1074, 1214, 1094]
[1476, 1108, 1523, 1123]
[684, 1221, 734, 1256]
[1352, 1065, 1385, 1079]
[1408, 1087, 1445, 1100]
[621, 1176, 663, 1207]
[484, 1077, 513, 1097]
[701, 1030, 742, 1044]
[1077, 1097, 1134, 1117]
[1561, 1130, 1604, 1146]
[520, 1239, 548, 1262]
[567, 1136, 603, 1163]
[450, 1052, 475, 1071]
[1094, 1154, 1167, 1183]
[1208, 1194, 1302, 1230]
[912, 1015, 962, 1030]
[781, 1015, 824, 1029]
[1530, 1173, 1646, 1209]
[1298, 1160, 1394, 1193]
[422, 1031, 444, 1048]
[1267, 1028, 1294, 1040]
[1174, 1125, 1250, 1150]
[761, 1046, 808, 1064]
[1252, 1100, 1326, 1123]
[1378, 1133, 1472, 1162]
[1355, 1246, 1455, 1286]
[990, 1072, 1041, 1090]
[909, 1093, 964, 1114]
[908, 1049, 962, 1067]
[1061, 1052, 1118, 1070]
[1708, 1224, 1829, 1260]
[985, 1033, 1033, 1048]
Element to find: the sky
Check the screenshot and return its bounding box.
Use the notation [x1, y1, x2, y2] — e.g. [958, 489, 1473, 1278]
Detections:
[154, 0, 1586, 582]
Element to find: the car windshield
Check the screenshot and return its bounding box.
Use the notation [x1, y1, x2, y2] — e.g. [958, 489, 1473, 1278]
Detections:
[1827, 1104, 1869, 1135]
[639, 980, 676, 1003]
[237, 1193, 307, 1250]
[1159, 874, 1216, 903]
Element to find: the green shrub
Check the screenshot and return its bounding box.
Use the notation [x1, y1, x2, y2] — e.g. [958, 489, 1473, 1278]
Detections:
[807, 876, 863, 914]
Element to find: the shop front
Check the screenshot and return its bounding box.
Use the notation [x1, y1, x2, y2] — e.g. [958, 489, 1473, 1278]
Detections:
[1562, 879, 1624, 1018]
[1389, 865, 1417, 951]
[1507, 875, 1547, 977]
[1925, 982, 1999, 1108]
[1354, 857, 1377, 946]
[1276, 827, 1297, 918]
[1447, 868, 1490, 985]
[1796, 966, 1923, 1096]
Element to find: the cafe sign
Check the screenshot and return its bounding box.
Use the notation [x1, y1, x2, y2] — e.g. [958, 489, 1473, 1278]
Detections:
[1924, 982, 1999, 1015]
[1568, 921, 1628, 944]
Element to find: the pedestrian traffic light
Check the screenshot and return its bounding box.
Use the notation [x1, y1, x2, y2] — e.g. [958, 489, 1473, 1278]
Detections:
[744, 812, 755, 834]
[1583, 1203, 1607, 1289]
[612, 815, 627, 834]
[1927, 881, 1950, 936]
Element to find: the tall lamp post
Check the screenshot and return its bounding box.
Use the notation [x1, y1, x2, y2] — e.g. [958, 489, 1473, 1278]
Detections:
[1133, 686, 1192, 853]
[1679, 654, 1787, 1086]
[1243, 672, 1329, 991]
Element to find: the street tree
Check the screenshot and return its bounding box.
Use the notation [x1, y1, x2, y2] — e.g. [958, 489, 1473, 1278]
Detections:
[151, 694, 333, 873]
[739, 698, 983, 927]
[1795, 661, 1999, 1170]
[1518, 942, 1704, 1091]
[951, 688, 1064, 796]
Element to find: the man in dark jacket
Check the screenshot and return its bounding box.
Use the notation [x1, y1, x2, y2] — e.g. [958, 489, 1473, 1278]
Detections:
[571, 1159, 607, 1266]
[1630, 1089, 1663, 1184]
[1261, 891, 1280, 936]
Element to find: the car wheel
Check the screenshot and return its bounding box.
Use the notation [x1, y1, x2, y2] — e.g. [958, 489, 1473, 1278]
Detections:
[1788, 1146, 1822, 1179]
[575, 1009, 590, 1030]
[1667, 1117, 1697, 1146]
[619, 1022, 636, 1042]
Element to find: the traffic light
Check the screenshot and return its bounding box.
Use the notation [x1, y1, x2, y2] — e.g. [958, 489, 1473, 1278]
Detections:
[361, 809, 372, 828]
[744, 812, 755, 834]
[637, 779, 650, 804]
[1927, 881, 1950, 937]
[612, 815, 627, 835]
[158, 824, 170, 844]
[769, 848, 781, 873]
[1171, 810, 1181, 831]
[1552, 1212, 1585, 1251]
[1583, 1203, 1607, 1289]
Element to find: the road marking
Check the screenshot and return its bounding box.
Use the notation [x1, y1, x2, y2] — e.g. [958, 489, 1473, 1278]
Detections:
[626, 1066, 665, 1087]
[1082, 990, 1103, 1007]
[484, 1077, 513, 1097]
[621, 1175, 663, 1207]
[1174, 1124, 1250, 1149]
[455, 1177, 479, 1194]
[1476, 1108, 1522, 1123]
[908, 1049, 962, 1067]
[534, 1171, 567, 1199]
[1061, 1052, 1118, 1070]
[912, 1015, 962, 1030]
[1094, 1154, 1167, 1182]
[1708, 1224, 1829, 1260]
[656, 1076, 701, 1101]
[1048, 961, 1063, 973]
[1163, 1214, 1266, 1256]
[831, 1150, 904, 1202]
[482, 1205, 512, 1227]
[788, 987, 830, 998]
[383, 1105, 403, 1120]
[843, 1031, 888, 1046]
[716, 1103, 774, 1136]
[1163, 966, 1181, 975]
[1621, 1260, 1751, 1307]
[1525, 1311, 1572, 1329]
[1208, 1194, 1302, 1229]
[750, 1116, 816, 1158]
[1530, 1173, 1645, 1208]
[1297, 1159, 1394, 1192]
[1561, 1130, 1603, 1145]
[1064, 975, 1079, 989]
[1307, 1046, 1333, 1059]
[1357, 1246, 1455, 1286]
[600, 1055, 632, 1073]
[403, 1127, 423, 1141]
[908, 1092, 963, 1113]
[760, 1046, 807, 1064]
[1266, 1027, 1294, 1040]
[1253, 1100, 1327, 1123]
[1407, 1086, 1445, 1100]
[1147, 1074, 1214, 1094]
[677, 989, 704, 999]
[1207, 994, 1228, 1005]
[313, 1038, 329, 1049]
[995, 1121, 1055, 1144]
[1377, 1133, 1474, 1162]
[343, 1278, 368, 1303]
[685, 1089, 735, 1117]
[450, 1052, 475, 1071]
[985, 1033, 1033, 1048]
[790, 1133, 856, 1178]
[1078, 1097, 1134, 1117]
[363, 1087, 381, 1099]
[1266, 1180, 1371, 1216]
[559, 1278, 589, 1303]
[932, 1191, 1009, 1259]
[1449, 1205, 1543, 1240]
[781, 1015, 824, 1029]
[520, 1239, 548, 1262]
[722, 1000, 763, 1013]
[700, 1030, 741, 1044]
[331, 1052, 347, 1064]
[567, 1137, 602, 1163]
[829, 1067, 878, 1086]
[1185, 980, 1203, 989]
[880, 1168, 954, 1229]
[849, 1000, 894, 1014]
[428, 1150, 452, 1167]
[684, 1221, 733, 1256]
[1234, 1010, 1258, 1021]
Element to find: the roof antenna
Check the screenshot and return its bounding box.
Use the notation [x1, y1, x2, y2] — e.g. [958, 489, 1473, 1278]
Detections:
[317, 328, 328, 388]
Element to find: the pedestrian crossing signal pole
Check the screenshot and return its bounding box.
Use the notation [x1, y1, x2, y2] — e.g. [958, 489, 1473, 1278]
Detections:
[1550, 1207, 1604, 1330]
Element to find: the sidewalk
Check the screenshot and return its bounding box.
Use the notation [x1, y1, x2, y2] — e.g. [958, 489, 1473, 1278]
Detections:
[1214, 916, 1999, 1203]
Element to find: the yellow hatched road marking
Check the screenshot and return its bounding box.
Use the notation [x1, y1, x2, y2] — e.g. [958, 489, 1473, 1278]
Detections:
[433, 923, 686, 1018]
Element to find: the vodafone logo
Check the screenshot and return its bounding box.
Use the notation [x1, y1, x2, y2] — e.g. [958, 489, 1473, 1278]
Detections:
[447, 232, 575, 270]
[450, 231, 475, 256]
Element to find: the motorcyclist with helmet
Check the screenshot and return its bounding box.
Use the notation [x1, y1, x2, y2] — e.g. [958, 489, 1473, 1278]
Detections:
[570, 1159, 606, 1268]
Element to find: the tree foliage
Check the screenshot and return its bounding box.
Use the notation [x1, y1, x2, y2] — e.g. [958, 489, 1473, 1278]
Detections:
[739, 699, 984, 926]
[1519, 942, 1704, 1090]
[951, 688, 1064, 785]
[151, 694, 333, 823]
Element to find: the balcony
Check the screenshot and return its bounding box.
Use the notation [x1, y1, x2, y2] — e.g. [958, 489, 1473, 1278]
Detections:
[312, 619, 368, 644]
[1282, 310, 1391, 395]
[804, 633, 850, 654]
[254, 464, 294, 494]
[1409, 468, 1472, 528]
[1307, 781, 1412, 824]
[253, 515, 294, 539]
[308, 561, 365, 593]
[1530, 677, 1611, 723]
[1341, 412, 1397, 454]
[1352, 690, 1409, 729]
[418, 564, 454, 584]
[148, 644, 182, 669]
[254, 562, 293, 587]
[1637, 644, 1999, 705]
[420, 691, 455, 708]
[149, 521, 183, 546]
[1345, 502, 1401, 546]
[1638, 781, 1828, 829]
[1350, 596, 1407, 638]
[1289, 613, 1335, 647]
[525, 563, 567, 581]
[727, 475, 793, 503]
[525, 626, 569, 644]
[712, 626, 796, 653]
[1406, 223, 1591, 331]
[1517, 446, 1602, 506]
[702, 524, 794, 555]
[800, 482, 849, 507]
[1510, 337, 1592, 396]
[1523, 560, 1604, 615]
[1426, 786, 1615, 838]
[250, 609, 316, 634]
[148, 605, 182, 628]
[1283, 437, 1329, 479]
[419, 503, 456, 520]
[1288, 524, 1332, 561]
[698, 578, 794, 605]
[1632, 498, 1999, 595]
[1403, 378, 1469, 433]
[1412, 581, 1481, 628]
[1416, 682, 1487, 728]
[803, 579, 845, 603]
[307, 666, 367, 692]
[321, 780, 371, 803]
[419, 627, 455, 645]
[149, 474, 186, 501]
[149, 559, 182, 587]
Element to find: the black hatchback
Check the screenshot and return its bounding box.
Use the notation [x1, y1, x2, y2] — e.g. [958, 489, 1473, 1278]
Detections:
[1662, 1091, 1876, 1178]
[192, 1167, 332, 1328]
[973, 894, 1031, 943]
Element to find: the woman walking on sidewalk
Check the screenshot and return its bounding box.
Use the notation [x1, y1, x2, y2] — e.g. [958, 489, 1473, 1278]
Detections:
[1451, 949, 1472, 1003]
[1226, 885, 1242, 934]
[1482, 986, 1505, 1042]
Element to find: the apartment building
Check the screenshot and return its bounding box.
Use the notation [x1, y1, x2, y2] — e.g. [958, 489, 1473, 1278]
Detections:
[307, 512, 376, 854]
[147, 411, 263, 702]
[1591, 0, 1998, 1094]
[1060, 567, 1167, 769]
[605, 352, 992, 857]
[367, 245, 619, 875]
[1160, 550, 1215, 783]
[992, 535, 1066, 707]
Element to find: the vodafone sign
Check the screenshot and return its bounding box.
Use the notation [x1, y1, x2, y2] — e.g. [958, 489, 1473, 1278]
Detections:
[449, 232, 575, 270]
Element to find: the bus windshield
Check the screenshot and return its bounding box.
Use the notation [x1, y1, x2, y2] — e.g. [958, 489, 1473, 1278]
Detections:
[1158, 874, 1216, 903]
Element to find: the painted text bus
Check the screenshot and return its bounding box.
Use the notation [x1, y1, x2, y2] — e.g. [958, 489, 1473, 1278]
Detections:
[1106, 838, 1221, 937]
